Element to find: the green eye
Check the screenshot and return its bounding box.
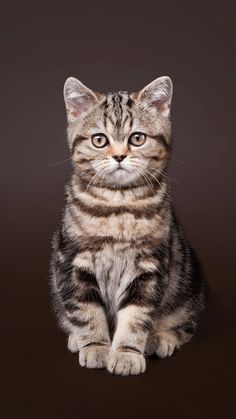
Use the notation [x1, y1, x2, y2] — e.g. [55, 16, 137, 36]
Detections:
[129, 132, 146, 146]
[91, 133, 109, 148]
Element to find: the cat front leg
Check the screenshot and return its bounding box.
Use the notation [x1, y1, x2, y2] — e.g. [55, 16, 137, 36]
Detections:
[107, 304, 151, 375]
[58, 266, 111, 369]
[107, 273, 157, 376]
[67, 302, 110, 369]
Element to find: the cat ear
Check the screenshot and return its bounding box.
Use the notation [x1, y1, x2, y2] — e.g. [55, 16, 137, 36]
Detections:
[136, 76, 173, 117]
[63, 77, 99, 123]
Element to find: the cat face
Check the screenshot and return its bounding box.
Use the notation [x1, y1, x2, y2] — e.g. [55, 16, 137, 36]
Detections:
[64, 76, 173, 188]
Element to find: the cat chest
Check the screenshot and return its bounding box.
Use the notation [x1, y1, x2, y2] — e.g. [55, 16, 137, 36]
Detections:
[73, 243, 139, 315]
[96, 246, 137, 309]
[78, 210, 160, 241]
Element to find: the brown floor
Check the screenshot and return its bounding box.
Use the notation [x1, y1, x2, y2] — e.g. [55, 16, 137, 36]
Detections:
[1, 1, 235, 418]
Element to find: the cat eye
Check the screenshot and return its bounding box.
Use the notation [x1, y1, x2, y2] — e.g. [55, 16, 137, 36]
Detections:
[128, 132, 146, 147]
[91, 133, 109, 148]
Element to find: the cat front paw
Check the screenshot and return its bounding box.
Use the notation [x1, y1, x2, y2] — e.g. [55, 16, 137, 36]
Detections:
[107, 350, 146, 376]
[68, 333, 79, 353]
[156, 333, 180, 358]
[79, 344, 109, 369]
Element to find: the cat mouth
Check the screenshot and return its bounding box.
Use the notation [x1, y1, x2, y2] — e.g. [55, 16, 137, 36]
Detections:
[112, 166, 127, 172]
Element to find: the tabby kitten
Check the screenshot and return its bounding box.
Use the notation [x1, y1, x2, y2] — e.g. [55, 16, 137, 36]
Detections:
[50, 75, 207, 375]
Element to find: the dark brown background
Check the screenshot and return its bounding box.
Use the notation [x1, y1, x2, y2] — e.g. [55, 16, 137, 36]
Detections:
[1, 1, 235, 418]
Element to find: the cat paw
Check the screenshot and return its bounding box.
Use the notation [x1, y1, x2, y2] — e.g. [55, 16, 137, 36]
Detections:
[107, 350, 146, 376]
[156, 333, 179, 358]
[68, 334, 79, 353]
[79, 345, 109, 369]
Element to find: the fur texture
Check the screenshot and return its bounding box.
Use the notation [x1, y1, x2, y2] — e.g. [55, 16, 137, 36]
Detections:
[50, 76, 207, 375]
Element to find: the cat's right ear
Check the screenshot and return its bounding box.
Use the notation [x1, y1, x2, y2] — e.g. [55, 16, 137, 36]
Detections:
[63, 77, 99, 123]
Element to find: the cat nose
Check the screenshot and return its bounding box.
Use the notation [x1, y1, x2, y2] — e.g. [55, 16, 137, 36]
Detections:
[112, 155, 127, 163]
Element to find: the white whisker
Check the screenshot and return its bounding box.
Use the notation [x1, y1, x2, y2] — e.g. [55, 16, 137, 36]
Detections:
[47, 157, 72, 168]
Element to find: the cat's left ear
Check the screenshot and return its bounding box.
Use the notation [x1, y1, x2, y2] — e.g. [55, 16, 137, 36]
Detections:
[135, 76, 173, 117]
[63, 77, 100, 123]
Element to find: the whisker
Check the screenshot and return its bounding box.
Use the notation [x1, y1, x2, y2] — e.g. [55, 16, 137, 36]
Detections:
[150, 166, 179, 184]
[146, 169, 170, 198]
[132, 165, 154, 198]
[133, 162, 170, 198]
[85, 162, 112, 191]
[79, 161, 111, 188]
[173, 157, 183, 165]
[47, 157, 72, 168]
[132, 166, 147, 197]
[139, 169, 156, 197]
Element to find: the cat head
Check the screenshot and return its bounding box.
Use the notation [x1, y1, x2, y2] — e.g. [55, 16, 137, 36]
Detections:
[64, 76, 173, 188]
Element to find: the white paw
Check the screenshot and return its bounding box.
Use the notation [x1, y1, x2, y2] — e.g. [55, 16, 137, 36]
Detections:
[68, 334, 79, 353]
[79, 345, 109, 369]
[156, 333, 179, 358]
[107, 350, 146, 376]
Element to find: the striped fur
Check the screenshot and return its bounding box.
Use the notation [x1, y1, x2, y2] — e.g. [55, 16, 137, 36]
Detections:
[50, 76, 207, 375]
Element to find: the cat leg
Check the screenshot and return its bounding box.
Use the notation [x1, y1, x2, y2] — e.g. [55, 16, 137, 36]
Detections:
[146, 330, 182, 358]
[107, 304, 155, 375]
[107, 273, 159, 375]
[145, 306, 196, 358]
[68, 332, 79, 353]
[59, 267, 111, 369]
[66, 303, 110, 368]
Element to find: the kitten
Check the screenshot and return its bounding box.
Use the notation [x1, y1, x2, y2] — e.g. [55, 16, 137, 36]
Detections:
[50, 76, 207, 375]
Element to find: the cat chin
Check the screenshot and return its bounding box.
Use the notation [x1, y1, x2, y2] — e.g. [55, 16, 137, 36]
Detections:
[106, 168, 139, 187]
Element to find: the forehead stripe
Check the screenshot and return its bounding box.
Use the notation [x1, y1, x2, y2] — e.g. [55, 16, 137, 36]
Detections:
[103, 98, 108, 128]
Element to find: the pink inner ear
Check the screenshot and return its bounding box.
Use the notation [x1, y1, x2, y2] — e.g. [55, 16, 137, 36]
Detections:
[69, 102, 87, 119]
[151, 98, 169, 113]
[70, 97, 88, 115]
[71, 110, 78, 118]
